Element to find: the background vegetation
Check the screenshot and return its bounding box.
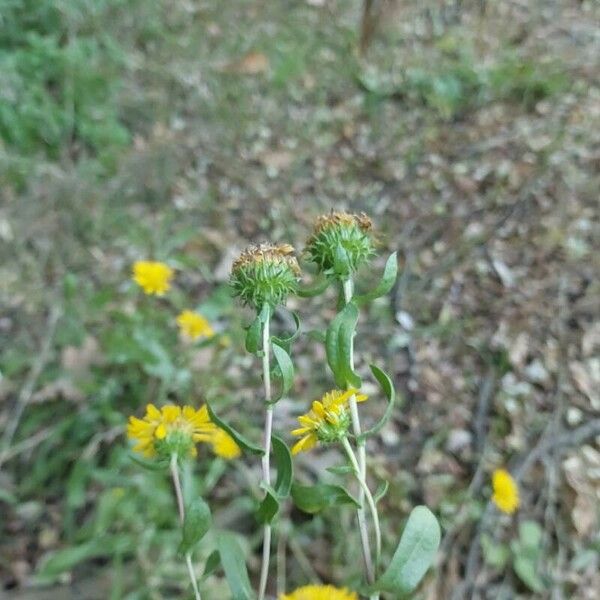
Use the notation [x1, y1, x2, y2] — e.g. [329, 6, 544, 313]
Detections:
[1, 0, 598, 598]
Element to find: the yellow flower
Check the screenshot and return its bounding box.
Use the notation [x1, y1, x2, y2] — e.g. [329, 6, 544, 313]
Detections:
[492, 468, 519, 514]
[291, 389, 367, 455]
[210, 427, 242, 459]
[280, 584, 358, 600]
[176, 310, 214, 340]
[127, 404, 239, 460]
[132, 261, 173, 295]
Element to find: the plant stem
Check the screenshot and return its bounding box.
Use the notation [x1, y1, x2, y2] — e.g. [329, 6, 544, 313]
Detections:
[258, 312, 273, 600]
[342, 278, 376, 584]
[170, 454, 202, 600]
[342, 438, 381, 600]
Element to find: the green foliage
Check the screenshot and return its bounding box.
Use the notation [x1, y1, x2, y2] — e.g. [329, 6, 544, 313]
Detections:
[271, 341, 294, 401]
[354, 252, 398, 306]
[357, 364, 397, 442]
[326, 301, 361, 388]
[0, 0, 130, 159]
[179, 497, 212, 555]
[217, 532, 255, 600]
[291, 482, 360, 514]
[374, 506, 441, 597]
[206, 404, 264, 456]
[256, 435, 293, 523]
[359, 46, 568, 119]
[511, 520, 546, 593]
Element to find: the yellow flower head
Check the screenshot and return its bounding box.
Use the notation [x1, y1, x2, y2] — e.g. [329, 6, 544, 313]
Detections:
[177, 310, 214, 340]
[127, 404, 239, 460]
[280, 584, 358, 600]
[492, 468, 519, 514]
[291, 389, 367, 455]
[132, 261, 173, 295]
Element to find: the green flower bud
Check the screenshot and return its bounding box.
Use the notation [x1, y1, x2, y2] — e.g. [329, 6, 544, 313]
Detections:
[230, 243, 301, 310]
[305, 211, 375, 278]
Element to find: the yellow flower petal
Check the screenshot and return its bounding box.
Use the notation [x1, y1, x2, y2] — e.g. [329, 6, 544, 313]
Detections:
[132, 261, 173, 296]
[492, 468, 519, 514]
[280, 584, 358, 600]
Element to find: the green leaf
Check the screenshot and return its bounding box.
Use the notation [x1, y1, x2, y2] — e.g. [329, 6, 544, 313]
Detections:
[519, 520, 543, 549]
[374, 506, 441, 596]
[206, 404, 264, 456]
[256, 436, 292, 524]
[326, 302, 361, 388]
[297, 276, 330, 298]
[373, 480, 389, 505]
[256, 485, 280, 524]
[271, 310, 301, 353]
[200, 550, 221, 582]
[271, 342, 294, 401]
[513, 555, 545, 593]
[245, 314, 262, 354]
[129, 453, 168, 472]
[481, 534, 509, 569]
[358, 364, 397, 442]
[291, 482, 360, 514]
[36, 536, 134, 582]
[272, 435, 293, 498]
[306, 329, 326, 343]
[355, 252, 398, 305]
[326, 465, 355, 476]
[36, 541, 98, 579]
[217, 532, 255, 600]
[179, 497, 212, 555]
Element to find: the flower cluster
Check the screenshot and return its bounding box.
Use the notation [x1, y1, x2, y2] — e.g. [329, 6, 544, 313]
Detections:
[291, 389, 367, 455]
[280, 584, 357, 600]
[230, 243, 301, 309]
[305, 211, 374, 278]
[127, 403, 240, 460]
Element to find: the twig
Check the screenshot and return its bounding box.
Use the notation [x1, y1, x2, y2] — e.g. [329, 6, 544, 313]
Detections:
[0, 306, 62, 470]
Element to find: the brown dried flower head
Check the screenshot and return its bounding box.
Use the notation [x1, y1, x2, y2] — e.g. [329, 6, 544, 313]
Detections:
[306, 211, 375, 278]
[230, 243, 300, 309]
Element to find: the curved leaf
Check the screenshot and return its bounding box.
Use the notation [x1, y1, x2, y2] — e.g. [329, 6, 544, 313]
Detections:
[256, 436, 293, 524]
[272, 435, 293, 497]
[271, 310, 301, 353]
[326, 302, 361, 388]
[217, 532, 255, 600]
[129, 453, 168, 472]
[256, 485, 280, 524]
[200, 550, 221, 582]
[358, 364, 397, 442]
[374, 506, 441, 596]
[355, 252, 398, 305]
[206, 404, 264, 456]
[179, 497, 211, 555]
[245, 314, 262, 354]
[297, 276, 331, 298]
[291, 482, 359, 514]
[271, 342, 294, 401]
